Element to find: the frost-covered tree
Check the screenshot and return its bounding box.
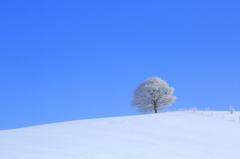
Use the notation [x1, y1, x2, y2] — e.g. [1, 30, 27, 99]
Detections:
[131, 77, 176, 113]
[229, 105, 235, 114]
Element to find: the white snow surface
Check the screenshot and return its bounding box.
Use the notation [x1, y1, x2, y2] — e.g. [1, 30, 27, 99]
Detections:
[1, 111, 240, 159]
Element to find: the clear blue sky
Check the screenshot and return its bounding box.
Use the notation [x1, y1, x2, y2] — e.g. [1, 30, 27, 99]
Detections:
[0, 0, 239, 130]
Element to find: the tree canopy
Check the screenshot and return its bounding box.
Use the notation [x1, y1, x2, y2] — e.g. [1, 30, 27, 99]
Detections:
[131, 77, 176, 113]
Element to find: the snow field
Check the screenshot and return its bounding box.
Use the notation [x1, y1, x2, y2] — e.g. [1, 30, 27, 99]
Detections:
[0, 111, 239, 159]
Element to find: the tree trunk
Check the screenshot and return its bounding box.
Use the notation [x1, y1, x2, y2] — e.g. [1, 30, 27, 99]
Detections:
[153, 101, 157, 113]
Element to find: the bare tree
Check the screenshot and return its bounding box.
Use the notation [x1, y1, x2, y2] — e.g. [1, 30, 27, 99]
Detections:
[131, 77, 176, 113]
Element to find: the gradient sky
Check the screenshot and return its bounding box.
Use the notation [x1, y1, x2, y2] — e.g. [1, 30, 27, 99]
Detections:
[0, 0, 239, 130]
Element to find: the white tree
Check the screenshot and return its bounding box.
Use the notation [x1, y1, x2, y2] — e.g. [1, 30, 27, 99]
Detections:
[131, 77, 176, 113]
[229, 105, 235, 114]
[192, 107, 197, 113]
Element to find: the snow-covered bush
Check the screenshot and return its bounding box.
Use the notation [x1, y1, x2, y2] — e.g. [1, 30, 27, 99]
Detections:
[229, 105, 235, 114]
[192, 107, 197, 113]
[131, 77, 176, 113]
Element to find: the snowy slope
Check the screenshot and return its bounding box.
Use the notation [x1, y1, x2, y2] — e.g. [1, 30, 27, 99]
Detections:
[0, 111, 240, 159]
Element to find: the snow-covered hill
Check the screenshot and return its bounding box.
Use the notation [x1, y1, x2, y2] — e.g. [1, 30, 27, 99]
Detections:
[0, 111, 240, 159]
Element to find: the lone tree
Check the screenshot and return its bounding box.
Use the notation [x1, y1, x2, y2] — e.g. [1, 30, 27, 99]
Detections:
[131, 77, 176, 113]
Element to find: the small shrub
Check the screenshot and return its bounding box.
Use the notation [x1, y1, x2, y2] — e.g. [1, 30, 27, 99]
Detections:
[192, 107, 197, 113]
[229, 105, 235, 114]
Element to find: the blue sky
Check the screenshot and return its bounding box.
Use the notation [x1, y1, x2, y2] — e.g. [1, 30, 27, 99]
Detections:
[0, 0, 239, 130]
